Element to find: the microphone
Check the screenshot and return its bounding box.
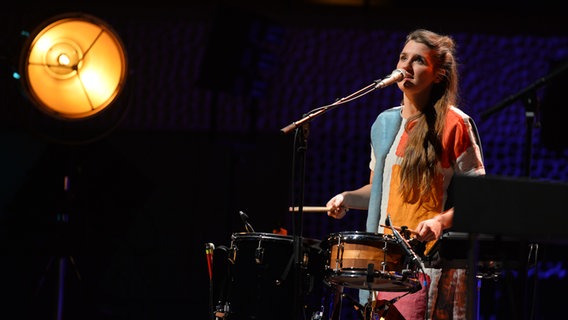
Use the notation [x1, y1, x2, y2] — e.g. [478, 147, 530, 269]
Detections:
[205, 242, 215, 281]
[375, 69, 407, 89]
[385, 214, 422, 267]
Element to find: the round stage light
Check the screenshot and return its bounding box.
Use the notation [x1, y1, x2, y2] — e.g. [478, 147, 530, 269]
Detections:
[19, 12, 128, 121]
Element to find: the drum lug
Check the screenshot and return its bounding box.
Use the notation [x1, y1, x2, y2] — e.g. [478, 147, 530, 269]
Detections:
[380, 260, 387, 272]
[334, 242, 344, 271]
[255, 247, 264, 264]
[301, 251, 309, 268]
[228, 246, 237, 264]
[255, 237, 265, 264]
[255, 249, 265, 265]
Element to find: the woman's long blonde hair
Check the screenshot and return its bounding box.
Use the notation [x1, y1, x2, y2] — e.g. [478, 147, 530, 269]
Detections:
[399, 29, 459, 204]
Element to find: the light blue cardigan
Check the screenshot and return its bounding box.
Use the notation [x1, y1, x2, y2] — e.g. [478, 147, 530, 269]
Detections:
[367, 106, 403, 234]
[360, 106, 402, 304]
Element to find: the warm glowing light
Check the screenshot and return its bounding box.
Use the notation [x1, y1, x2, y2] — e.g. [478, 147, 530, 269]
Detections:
[21, 13, 127, 120]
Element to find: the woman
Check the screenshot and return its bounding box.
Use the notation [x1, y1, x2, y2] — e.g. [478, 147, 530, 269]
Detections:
[326, 29, 485, 319]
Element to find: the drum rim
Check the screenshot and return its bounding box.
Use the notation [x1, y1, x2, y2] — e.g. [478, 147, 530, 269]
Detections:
[231, 232, 292, 240]
[324, 269, 421, 291]
[231, 232, 321, 246]
[323, 231, 396, 242]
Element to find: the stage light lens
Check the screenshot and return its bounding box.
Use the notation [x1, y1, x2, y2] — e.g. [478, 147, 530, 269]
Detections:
[21, 13, 127, 120]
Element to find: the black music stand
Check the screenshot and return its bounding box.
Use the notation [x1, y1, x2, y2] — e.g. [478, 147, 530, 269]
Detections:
[452, 174, 568, 320]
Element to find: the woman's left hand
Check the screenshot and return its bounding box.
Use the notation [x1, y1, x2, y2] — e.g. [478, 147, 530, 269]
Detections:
[415, 218, 443, 242]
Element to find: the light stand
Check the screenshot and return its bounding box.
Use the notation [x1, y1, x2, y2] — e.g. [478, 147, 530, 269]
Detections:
[14, 12, 128, 319]
[54, 167, 80, 320]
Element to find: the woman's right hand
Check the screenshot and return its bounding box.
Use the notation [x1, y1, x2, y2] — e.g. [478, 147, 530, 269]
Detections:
[326, 193, 349, 219]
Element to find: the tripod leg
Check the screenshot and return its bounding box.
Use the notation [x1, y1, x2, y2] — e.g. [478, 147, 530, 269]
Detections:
[68, 256, 82, 281]
[36, 256, 56, 296]
[57, 256, 83, 320]
[56, 257, 66, 320]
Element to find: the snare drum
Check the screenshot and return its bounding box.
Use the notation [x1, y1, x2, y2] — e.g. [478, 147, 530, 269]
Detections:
[321, 231, 419, 292]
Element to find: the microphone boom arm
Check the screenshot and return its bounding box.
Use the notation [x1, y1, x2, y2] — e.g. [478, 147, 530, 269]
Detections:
[481, 60, 568, 119]
[280, 81, 377, 134]
[280, 69, 406, 134]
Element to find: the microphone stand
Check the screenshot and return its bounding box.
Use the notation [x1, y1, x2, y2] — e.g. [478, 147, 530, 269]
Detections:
[480, 60, 568, 178]
[280, 80, 382, 135]
[280, 76, 393, 319]
[478, 61, 568, 320]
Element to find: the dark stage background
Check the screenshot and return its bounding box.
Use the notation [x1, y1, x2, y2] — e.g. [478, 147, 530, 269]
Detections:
[1, 2, 567, 319]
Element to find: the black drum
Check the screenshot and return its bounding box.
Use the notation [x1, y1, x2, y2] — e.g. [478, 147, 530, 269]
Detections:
[220, 232, 325, 320]
[321, 231, 420, 292]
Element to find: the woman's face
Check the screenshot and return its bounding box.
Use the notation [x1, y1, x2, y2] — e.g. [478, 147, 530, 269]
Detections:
[396, 40, 440, 95]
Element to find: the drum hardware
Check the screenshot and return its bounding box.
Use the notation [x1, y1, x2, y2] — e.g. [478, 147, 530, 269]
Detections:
[366, 263, 375, 287]
[213, 302, 230, 319]
[380, 240, 390, 271]
[332, 236, 344, 271]
[310, 306, 325, 320]
[302, 249, 312, 268]
[227, 245, 237, 265]
[209, 245, 232, 320]
[254, 238, 265, 264]
[380, 224, 418, 237]
[364, 291, 408, 320]
[399, 268, 419, 289]
[238, 210, 255, 233]
[475, 260, 503, 280]
[309, 283, 366, 320]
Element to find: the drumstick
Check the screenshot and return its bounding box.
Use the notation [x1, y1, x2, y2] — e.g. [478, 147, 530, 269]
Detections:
[380, 224, 419, 236]
[289, 206, 329, 213]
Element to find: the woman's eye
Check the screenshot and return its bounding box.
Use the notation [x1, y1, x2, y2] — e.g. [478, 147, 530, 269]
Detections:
[414, 58, 425, 65]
